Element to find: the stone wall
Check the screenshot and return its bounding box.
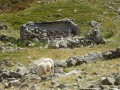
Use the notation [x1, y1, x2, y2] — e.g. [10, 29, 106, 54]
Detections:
[20, 18, 80, 41]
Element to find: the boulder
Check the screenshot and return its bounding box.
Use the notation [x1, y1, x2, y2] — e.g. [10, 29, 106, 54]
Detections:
[3, 82, 11, 88]
[85, 29, 105, 45]
[54, 68, 65, 74]
[1, 71, 10, 79]
[114, 75, 120, 85]
[49, 38, 68, 48]
[9, 72, 21, 78]
[84, 52, 103, 63]
[101, 77, 115, 85]
[19, 83, 29, 89]
[49, 36, 85, 49]
[65, 68, 81, 76]
[55, 60, 67, 68]
[89, 20, 100, 29]
[102, 50, 117, 60]
[57, 83, 68, 89]
[86, 20, 106, 45]
[9, 80, 21, 86]
[99, 85, 111, 90]
[66, 56, 79, 67]
[7, 78, 16, 81]
[51, 80, 56, 86]
[66, 52, 103, 67]
[16, 66, 29, 76]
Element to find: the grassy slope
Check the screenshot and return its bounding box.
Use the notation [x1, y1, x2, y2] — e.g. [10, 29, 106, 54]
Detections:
[0, 0, 120, 38]
[0, 0, 120, 64]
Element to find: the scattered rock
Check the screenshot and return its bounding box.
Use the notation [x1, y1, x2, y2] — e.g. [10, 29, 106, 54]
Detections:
[99, 85, 111, 90]
[0, 43, 24, 52]
[9, 79, 21, 86]
[55, 60, 67, 68]
[77, 75, 82, 79]
[114, 75, 120, 85]
[51, 80, 56, 86]
[9, 72, 21, 78]
[0, 35, 11, 41]
[1, 71, 10, 79]
[16, 66, 29, 76]
[65, 68, 81, 76]
[0, 59, 14, 67]
[93, 72, 98, 75]
[30, 83, 38, 90]
[19, 83, 29, 90]
[54, 68, 65, 74]
[101, 77, 115, 85]
[57, 83, 67, 89]
[3, 82, 11, 88]
[66, 52, 103, 67]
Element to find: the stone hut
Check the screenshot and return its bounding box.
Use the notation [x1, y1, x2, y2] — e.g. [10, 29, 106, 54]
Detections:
[20, 18, 80, 41]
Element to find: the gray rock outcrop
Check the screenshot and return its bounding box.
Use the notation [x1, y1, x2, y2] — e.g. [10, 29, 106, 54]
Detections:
[85, 21, 106, 45]
[63, 52, 103, 67]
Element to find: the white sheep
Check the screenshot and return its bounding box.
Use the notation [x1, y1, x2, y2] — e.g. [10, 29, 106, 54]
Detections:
[36, 58, 54, 78]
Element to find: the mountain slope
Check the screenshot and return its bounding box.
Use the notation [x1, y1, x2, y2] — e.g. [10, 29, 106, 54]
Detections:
[0, 1, 120, 89]
[0, 0, 120, 40]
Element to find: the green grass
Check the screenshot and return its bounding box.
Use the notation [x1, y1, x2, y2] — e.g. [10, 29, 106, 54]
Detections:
[0, 0, 120, 39]
[0, 0, 120, 65]
[0, 42, 118, 66]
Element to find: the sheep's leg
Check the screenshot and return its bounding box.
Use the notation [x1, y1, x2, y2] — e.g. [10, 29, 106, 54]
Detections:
[42, 71, 48, 80]
[50, 67, 54, 78]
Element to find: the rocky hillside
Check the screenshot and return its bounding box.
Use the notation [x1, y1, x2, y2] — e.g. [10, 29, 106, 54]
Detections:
[0, 0, 120, 90]
[0, 0, 120, 38]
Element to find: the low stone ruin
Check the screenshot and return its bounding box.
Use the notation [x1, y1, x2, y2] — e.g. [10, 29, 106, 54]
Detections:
[49, 20, 106, 48]
[20, 19, 106, 48]
[20, 18, 80, 41]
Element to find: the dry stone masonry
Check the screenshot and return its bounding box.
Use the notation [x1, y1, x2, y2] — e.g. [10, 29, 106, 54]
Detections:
[20, 18, 80, 41]
[20, 19, 106, 48]
[49, 20, 106, 48]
